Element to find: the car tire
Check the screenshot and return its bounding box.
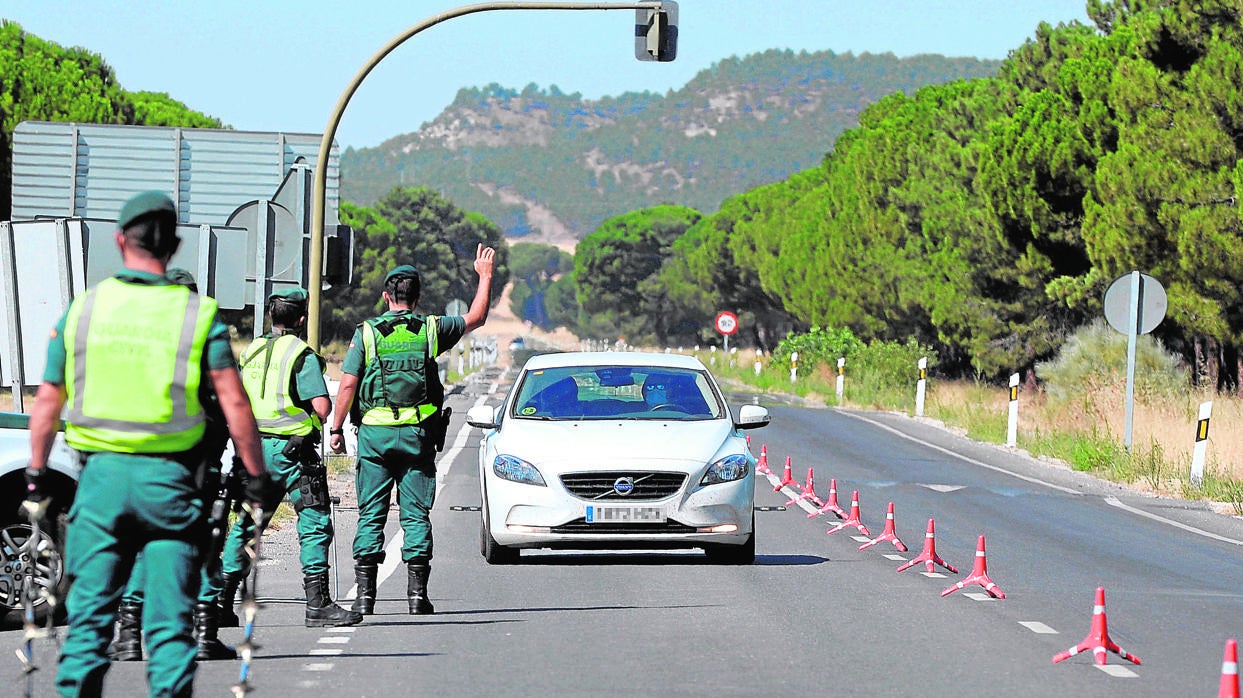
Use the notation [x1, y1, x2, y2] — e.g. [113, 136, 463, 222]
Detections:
[0, 516, 70, 629]
[704, 512, 756, 565]
[480, 513, 520, 565]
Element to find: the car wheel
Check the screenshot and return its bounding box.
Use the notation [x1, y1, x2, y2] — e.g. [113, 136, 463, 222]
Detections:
[0, 518, 69, 629]
[480, 512, 520, 565]
[704, 532, 755, 565]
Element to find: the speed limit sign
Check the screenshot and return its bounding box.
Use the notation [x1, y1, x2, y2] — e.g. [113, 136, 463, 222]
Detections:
[715, 311, 738, 336]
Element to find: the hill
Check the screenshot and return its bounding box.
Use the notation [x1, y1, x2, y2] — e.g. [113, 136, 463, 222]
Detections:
[340, 49, 1001, 242]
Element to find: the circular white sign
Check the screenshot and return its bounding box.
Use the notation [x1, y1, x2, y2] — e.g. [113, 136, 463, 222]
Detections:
[715, 311, 738, 335]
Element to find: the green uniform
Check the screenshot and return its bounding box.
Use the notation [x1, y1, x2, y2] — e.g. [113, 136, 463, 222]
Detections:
[342, 311, 464, 563]
[212, 332, 332, 583]
[43, 270, 233, 698]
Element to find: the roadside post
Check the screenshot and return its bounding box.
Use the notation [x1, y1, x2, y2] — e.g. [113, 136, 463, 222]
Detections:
[835, 357, 845, 404]
[1006, 373, 1019, 447]
[754, 349, 762, 376]
[1103, 271, 1168, 451]
[915, 357, 927, 417]
[1190, 400, 1212, 487]
[790, 351, 799, 383]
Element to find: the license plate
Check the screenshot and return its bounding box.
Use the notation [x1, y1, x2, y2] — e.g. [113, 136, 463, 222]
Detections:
[585, 505, 666, 523]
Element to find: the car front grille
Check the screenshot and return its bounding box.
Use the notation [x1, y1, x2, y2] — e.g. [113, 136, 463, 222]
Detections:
[549, 518, 698, 534]
[560, 471, 687, 501]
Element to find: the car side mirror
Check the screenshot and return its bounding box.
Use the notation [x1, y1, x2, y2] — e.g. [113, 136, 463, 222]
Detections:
[735, 404, 770, 430]
[466, 405, 500, 430]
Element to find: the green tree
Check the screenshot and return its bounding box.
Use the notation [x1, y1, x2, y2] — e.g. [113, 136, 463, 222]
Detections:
[508, 242, 573, 327]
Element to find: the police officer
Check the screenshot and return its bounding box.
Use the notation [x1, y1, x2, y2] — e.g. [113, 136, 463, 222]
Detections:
[107, 267, 240, 662]
[213, 286, 361, 627]
[25, 191, 275, 697]
[330, 244, 495, 615]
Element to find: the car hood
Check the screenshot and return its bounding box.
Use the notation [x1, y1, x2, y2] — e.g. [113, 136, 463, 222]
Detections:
[496, 418, 736, 468]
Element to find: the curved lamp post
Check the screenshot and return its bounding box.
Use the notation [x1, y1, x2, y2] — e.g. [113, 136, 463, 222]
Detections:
[309, 0, 668, 349]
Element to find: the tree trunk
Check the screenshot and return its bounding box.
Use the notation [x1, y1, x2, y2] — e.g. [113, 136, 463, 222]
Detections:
[1194, 336, 1205, 387]
[1207, 337, 1221, 392]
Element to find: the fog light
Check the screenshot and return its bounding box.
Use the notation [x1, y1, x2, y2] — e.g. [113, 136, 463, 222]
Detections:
[507, 525, 548, 534]
[697, 523, 739, 533]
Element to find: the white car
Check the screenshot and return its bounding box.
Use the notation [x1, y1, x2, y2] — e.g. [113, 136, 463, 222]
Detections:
[466, 352, 771, 564]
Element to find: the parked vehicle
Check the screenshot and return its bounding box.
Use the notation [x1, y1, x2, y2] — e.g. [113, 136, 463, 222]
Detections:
[0, 411, 77, 627]
[466, 352, 770, 564]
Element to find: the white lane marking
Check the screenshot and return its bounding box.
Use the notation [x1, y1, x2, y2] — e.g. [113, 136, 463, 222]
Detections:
[318, 636, 350, 644]
[304, 663, 335, 672]
[920, 572, 947, 578]
[1104, 496, 1243, 546]
[921, 484, 965, 493]
[1018, 621, 1058, 634]
[839, 411, 1082, 495]
[850, 535, 871, 543]
[310, 649, 344, 656]
[963, 592, 998, 601]
[325, 627, 355, 634]
[1096, 665, 1138, 678]
[882, 554, 906, 561]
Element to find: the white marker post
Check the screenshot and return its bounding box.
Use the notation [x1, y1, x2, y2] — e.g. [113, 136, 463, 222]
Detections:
[1006, 373, 1019, 447]
[1190, 400, 1212, 487]
[836, 357, 845, 404]
[710, 345, 716, 366]
[915, 357, 927, 417]
[790, 351, 799, 383]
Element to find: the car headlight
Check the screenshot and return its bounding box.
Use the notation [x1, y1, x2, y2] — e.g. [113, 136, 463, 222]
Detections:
[493, 454, 547, 486]
[700, 454, 750, 485]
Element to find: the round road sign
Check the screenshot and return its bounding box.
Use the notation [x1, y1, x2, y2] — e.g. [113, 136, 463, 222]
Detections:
[1103, 272, 1166, 335]
[715, 311, 739, 336]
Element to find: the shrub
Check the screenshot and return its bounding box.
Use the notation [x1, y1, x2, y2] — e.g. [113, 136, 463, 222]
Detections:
[1036, 320, 1188, 402]
[771, 326, 864, 372]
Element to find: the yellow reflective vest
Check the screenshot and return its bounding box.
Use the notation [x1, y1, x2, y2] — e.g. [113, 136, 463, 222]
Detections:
[63, 278, 216, 453]
[358, 314, 441, 426]
[239, 333, 324, 436]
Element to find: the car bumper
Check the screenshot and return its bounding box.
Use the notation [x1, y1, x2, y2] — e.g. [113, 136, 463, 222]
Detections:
[486, 475, 754, 549]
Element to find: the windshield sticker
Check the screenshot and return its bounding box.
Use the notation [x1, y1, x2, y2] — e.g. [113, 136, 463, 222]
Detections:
[520, 406, 537, 415]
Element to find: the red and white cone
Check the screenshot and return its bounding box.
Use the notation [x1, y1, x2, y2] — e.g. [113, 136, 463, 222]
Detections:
[826, 490, 871, 536]
[897, 518, 958, 574]
[1221, 638, 1239, 698]
[773, 456, 798, 492]
[809, 478, 847, 519]
[940, 535, 1005, 599]
[1052, 587, 1140, 665]
[755, 444, 772, 476]
[786, 468, 823, 507]
[859, 501, 908, 552]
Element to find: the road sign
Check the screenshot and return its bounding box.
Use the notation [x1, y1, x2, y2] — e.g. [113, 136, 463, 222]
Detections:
[1104, 272, 1166, 335]
[715, 311, 738, 335]
[445, 299, 469, 317]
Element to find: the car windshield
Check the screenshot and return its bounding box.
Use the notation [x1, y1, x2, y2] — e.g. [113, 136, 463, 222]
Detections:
[511, 365, 724, 421]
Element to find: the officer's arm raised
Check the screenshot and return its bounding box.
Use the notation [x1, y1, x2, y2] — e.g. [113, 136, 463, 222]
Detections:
[209, 367, 265, 478]
[463, 243, 495, 334]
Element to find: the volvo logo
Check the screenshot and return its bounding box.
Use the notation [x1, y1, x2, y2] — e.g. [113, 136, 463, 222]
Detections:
[613, 477, 635, 496]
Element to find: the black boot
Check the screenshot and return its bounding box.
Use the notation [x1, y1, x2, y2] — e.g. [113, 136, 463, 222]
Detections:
[194, 602, 238, 660]
[216, 571, 243, 628]
[407, 563, 434, 615]
[107, 602, 143, 661]
[351, 562, 379, 615]
[305, 572, 363, 628]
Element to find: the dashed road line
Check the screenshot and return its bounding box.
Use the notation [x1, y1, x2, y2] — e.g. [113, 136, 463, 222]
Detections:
[882, 554, 906, 561]
[1095, 665, 1138, 678]
[1018, 621, 1058, 634]
[962, 592, 999, 602]
[920, 572, 947, 578]
[304, 663, 335, 672]
[318, 636, 350, 644]
[310, 648, 344, 656]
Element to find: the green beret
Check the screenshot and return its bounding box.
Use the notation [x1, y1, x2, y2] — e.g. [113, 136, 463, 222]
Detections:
[165, 267, 198, 291]
[268, 287, 308, 303]
[384, 265, 419, 284]
[117, 191, 176, 230]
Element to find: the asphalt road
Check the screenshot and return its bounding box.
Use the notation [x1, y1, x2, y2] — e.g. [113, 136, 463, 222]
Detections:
[6, 367, 1242, 696]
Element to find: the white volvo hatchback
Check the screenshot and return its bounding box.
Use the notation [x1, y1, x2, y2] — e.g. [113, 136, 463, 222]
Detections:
[466, 351, 771, 564]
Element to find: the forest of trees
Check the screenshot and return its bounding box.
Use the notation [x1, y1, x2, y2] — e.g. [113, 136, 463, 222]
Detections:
[5, 2, 1243, 393]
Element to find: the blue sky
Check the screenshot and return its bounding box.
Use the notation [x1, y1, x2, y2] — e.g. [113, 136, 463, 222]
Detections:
[6, 1, 1093, 150]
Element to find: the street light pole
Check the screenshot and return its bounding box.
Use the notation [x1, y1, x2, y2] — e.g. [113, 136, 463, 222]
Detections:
[309, 0, 667, 350]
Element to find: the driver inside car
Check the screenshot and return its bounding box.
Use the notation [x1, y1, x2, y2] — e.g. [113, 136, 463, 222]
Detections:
[642, 375, 675, 410]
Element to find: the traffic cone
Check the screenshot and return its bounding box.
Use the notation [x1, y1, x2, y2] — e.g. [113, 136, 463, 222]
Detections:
[755, 444, 772, 476]
[897, 518, 958, 574]
[785, 468, 823, 507]
[1221, 638, 1239, 698]
[1052, 587, 1141, 665]
[809, 478, 847, 519]
[859, 501, 908, 552]
[826, 491, 871, 536]
[940, 535, 1005, 599]
[774, 456, 797, 492]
